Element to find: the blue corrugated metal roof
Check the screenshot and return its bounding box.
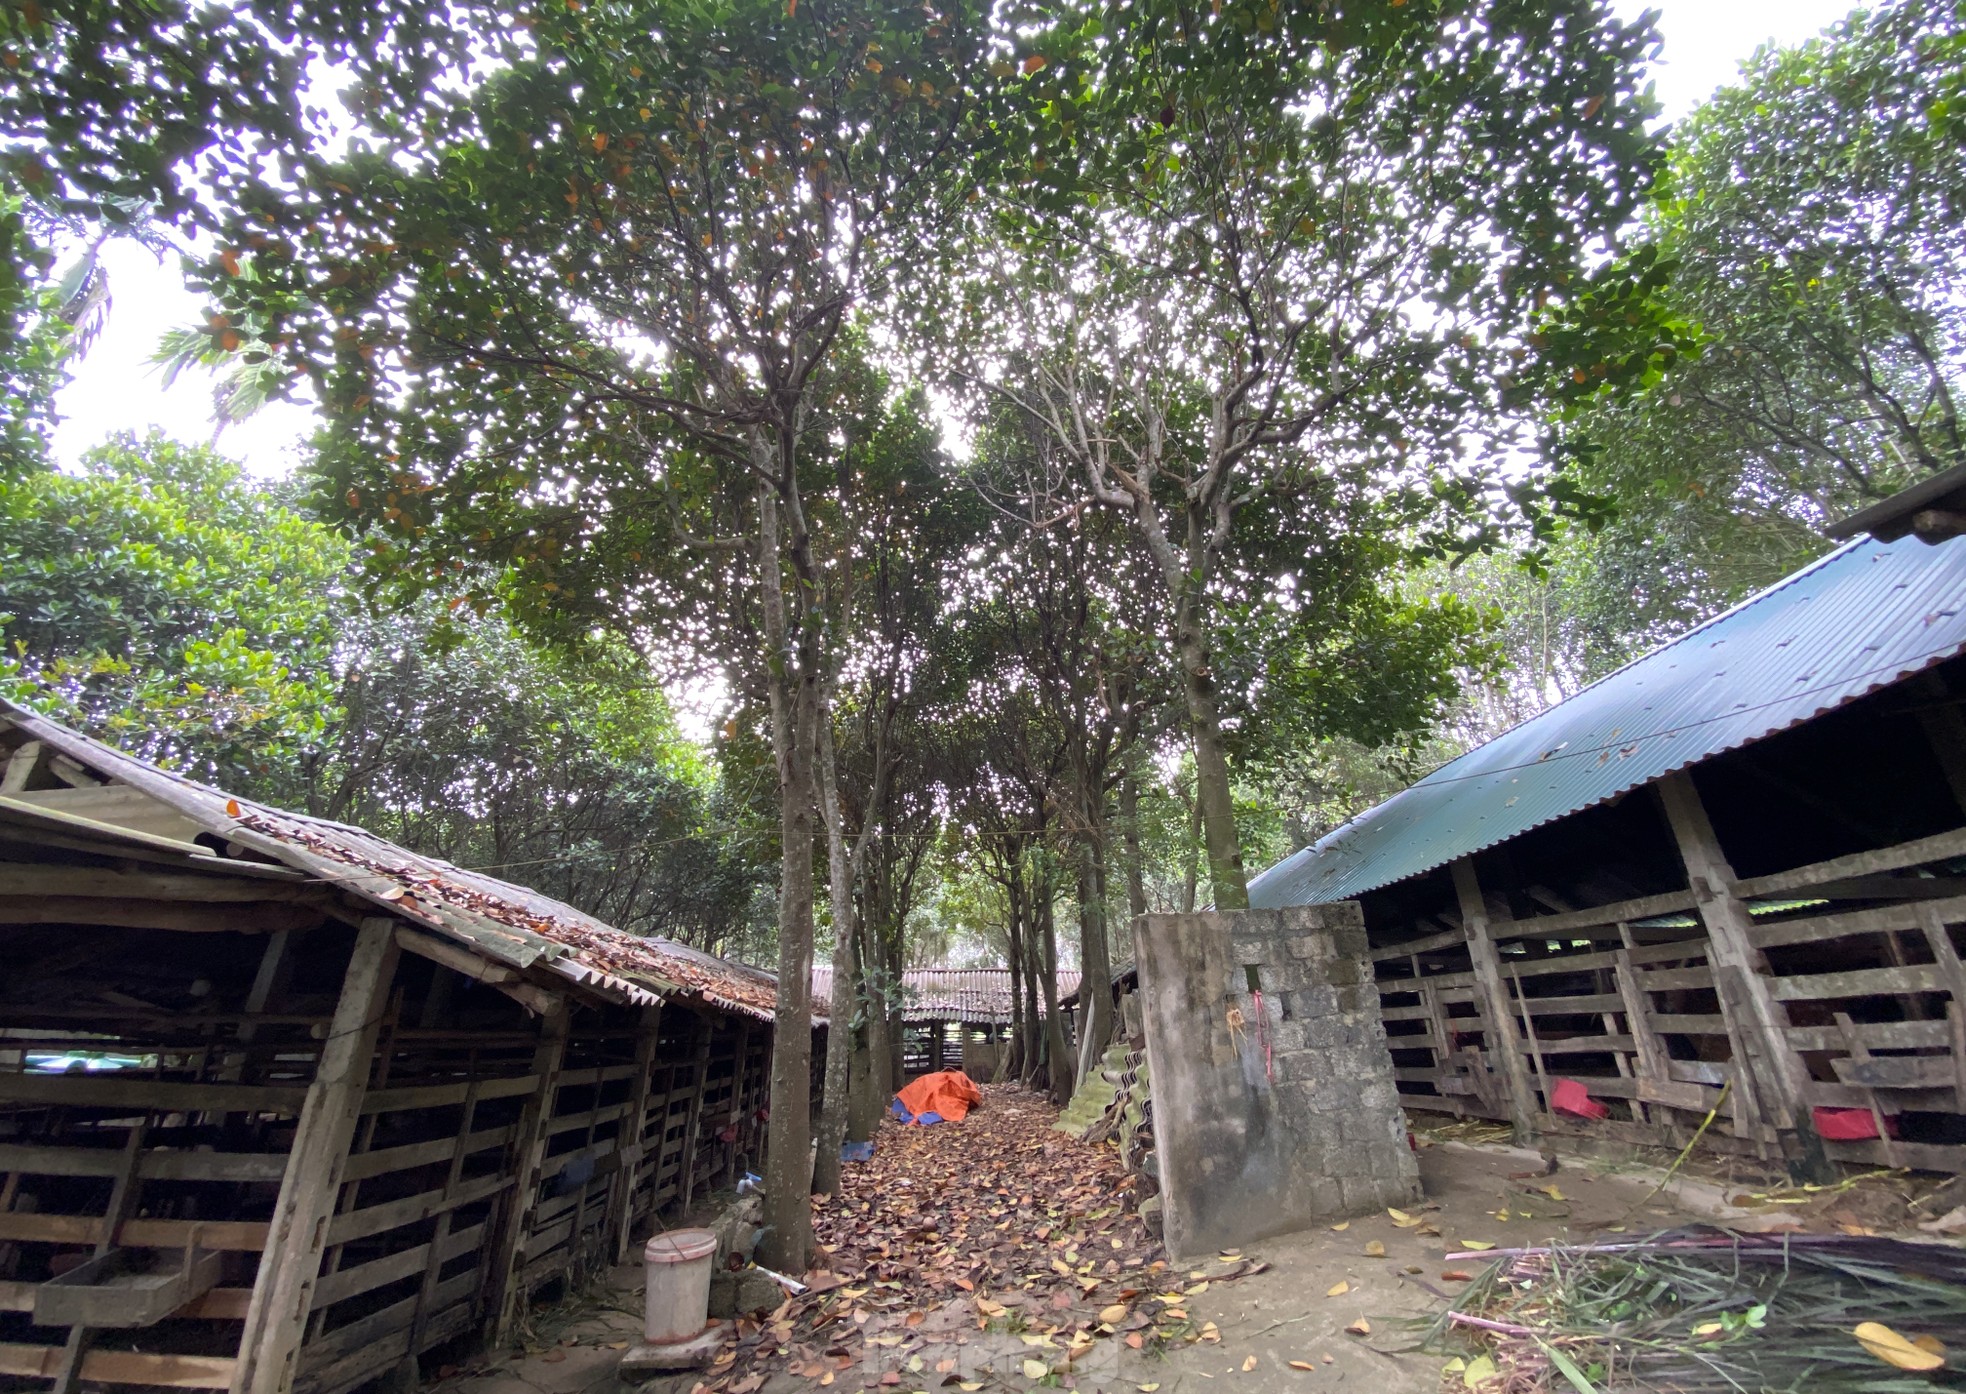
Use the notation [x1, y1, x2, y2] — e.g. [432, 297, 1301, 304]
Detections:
[1249, 535, 1966, 908]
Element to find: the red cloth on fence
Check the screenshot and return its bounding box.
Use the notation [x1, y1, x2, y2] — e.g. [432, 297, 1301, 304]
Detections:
[1812, 1106, 1896, 1140]
[1549, 1077, 1610, 1120]
[894, 1070, 983, 1123]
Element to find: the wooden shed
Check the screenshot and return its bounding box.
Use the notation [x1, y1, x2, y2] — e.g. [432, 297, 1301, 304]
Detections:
[811, 968, 1078, 1080]
[1250, 513, 1966, 1181]
[0, 698, 797, 1394]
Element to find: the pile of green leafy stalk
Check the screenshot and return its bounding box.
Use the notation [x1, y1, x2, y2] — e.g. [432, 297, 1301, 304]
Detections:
[1421, 1228, 1966, 1393]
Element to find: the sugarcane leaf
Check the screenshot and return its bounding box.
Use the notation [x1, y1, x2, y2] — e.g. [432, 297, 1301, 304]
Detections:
[1535, 1338, 1600, 1394]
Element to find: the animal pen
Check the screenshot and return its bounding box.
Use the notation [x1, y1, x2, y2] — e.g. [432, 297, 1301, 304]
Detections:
[1252, 521, 1966, 1180]
[0, 699, 801, 1394]
[812, 968, 1078, 1081]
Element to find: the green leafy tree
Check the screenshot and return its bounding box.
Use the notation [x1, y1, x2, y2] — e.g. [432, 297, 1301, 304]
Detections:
[0, 0, 514, 466]
[0, 432, 346, 792]
[1559, 0, 1966, 652]
[945, 0, 1664, 910]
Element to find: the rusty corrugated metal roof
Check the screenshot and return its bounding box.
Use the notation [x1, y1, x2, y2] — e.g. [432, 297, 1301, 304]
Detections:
[0, 698, 788, 1023]
[811, 967, 1079, 1024]
[1250, 535, 1966, 909]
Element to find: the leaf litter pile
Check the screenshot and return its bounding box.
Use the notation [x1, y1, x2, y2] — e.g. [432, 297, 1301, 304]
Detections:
[697, 1084, 1265, 1394]
[1425, 1227, 1966, 1392]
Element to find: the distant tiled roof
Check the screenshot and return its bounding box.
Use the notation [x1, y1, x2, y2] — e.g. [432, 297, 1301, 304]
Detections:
[811, 967, 1079, 1024]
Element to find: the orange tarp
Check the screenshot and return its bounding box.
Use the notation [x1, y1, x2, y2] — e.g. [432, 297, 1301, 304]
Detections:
[894, 1069, 983, 1123]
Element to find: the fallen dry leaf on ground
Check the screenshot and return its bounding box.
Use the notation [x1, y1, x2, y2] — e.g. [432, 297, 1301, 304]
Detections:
[691, 1084, 1164, 1394]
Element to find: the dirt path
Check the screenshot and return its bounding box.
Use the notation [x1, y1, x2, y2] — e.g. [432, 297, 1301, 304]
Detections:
[439, 1086, 1723, 1394]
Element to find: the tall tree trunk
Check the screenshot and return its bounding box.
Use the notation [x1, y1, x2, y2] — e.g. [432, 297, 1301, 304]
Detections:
[1072, 828, 1114, 1092]
[1000, 877, 1025, 1082]
[811, 718, 859, 1197]
[1021, 915, 1045, 1089]
[755, 479, 817, 1275]
[883, 923, 905, 1091]
[1119, 771, 1149, 922]
[861, 915, 894, 1103]
[1174, 601, 1247, 910]
[1180, 778, 1202, 914]
[1037, 889, 1070, 1104]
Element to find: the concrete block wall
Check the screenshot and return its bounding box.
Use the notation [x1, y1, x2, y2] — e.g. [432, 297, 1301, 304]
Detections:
[1134, 903, 1421, 1258]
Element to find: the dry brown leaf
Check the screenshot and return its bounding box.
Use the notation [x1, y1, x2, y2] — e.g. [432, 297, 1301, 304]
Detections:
[1855, 1322, 1946, 1371]
[1346, 1319, 1371, 1337]
[1286, 1361, 1316, 1372]
[1363, 1241, 1386, 1257]
[1326, 1281, 1350, 1297]
[1100, 1305, 1129, 1324]
[1242, 1356, 1259, 1372]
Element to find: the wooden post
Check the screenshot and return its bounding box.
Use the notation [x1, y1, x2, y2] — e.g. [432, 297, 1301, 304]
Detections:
[613, 1003, 663, 1263]
[231, 918, 400, 1394]
[676, 1015, 716, 1214]
[51, 1115, 148, 1394]
[1657, 772, 1831, 1182]
[488, 1002, 570, 1349]
[1450, 859, 1539, 1143]
[1508, 966, 1553, 1126]
[401, 1076, 482, 1377]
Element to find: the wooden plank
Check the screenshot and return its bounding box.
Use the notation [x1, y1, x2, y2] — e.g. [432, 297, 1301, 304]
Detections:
[1822, 1137, 1966, 1174]
[1733, 826, 1966, 900]
[1490, 889, 1701, 941]
[1784, 1018, 1952, 1051]
[0, 1213, 270, 1252]
[1369, 926, 1466, 963]
[0, 1072, 307, 1116]
[340, 1125, 515, 1184]
[0, 896, 319, 934]
[1634, 966, 1717, 991]
[3, 741, 45, 793]
[310, 1222, 485, 1311]
[1749, 895, 1966, 950]
[0, 1344, 235, 1389]
[545, 1100, 633, 1136]
[231, 919, 400, 1394]
[360, 1073, 538, 1115]
[323, 1173, 508, 1248]
[1514, 992, 1625, 1017]
[1481, 937, 1712, 981]
[0, 865, 319, 903]
[1649, 1013, 1733, 1035]
[392, 929, 562, 1018]
[0, 1144, 287, 1183]
[5, 786, 207, 845]
[1770, 965, 1947, 1001]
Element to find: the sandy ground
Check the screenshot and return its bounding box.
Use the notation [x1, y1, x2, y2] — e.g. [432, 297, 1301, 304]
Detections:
[430, 1130, 1732, 1394]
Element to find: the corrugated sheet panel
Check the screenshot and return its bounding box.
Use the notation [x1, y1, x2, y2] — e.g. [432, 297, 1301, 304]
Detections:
[812, 967, 1080, 1024]
[1250, 535, 1966, 909]
[0, 698, 787, 1023]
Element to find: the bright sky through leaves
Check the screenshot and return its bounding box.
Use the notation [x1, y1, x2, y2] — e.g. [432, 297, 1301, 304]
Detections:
[46, 0, 1862, 478]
